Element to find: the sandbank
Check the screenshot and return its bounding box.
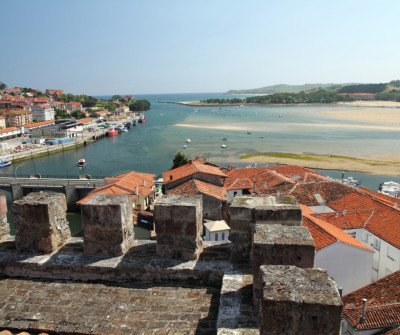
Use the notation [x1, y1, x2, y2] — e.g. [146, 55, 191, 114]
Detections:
[174, 122, 400, 132]
[240, 153, 400, 176]
[337, 100, 400, 107]
[318, 108, 400, 125]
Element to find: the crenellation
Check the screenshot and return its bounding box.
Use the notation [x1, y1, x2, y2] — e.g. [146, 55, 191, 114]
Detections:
[0, 192, 343, 334]
[80, 193, 135, 256]
[0, 193, 9, 241]
[11, 192, 71, 253]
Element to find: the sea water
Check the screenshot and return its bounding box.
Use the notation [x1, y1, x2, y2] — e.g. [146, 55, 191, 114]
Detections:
[1, 92, 400, 191]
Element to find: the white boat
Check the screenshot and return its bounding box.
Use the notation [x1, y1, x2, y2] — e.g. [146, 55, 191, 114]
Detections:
[78, 159, 86, 168]
[341, 176, 360, 187]
[0, 158, 11, 168]
[183, 144, 187, 149]
[221, 144, 227, 148]
[185, 138, 191, 143]
[379, 181, 400, 197]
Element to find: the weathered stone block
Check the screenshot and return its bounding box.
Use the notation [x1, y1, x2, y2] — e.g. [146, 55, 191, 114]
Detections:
[259, 265, 342, 335]
[0, 192, 9, 241]
[154, 195, 203, 260]
[252, 224, 315, 306]
[11, 192, 71, 253]
[80, 194, 134, 256]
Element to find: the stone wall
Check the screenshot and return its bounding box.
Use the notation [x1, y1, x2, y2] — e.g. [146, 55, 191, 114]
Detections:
[11, 192, 71, 253]
[0, 193, 9, 241]
[259, 265, 342, 335]
[154, 195, 203, 260]
[80, 193, 135, 256]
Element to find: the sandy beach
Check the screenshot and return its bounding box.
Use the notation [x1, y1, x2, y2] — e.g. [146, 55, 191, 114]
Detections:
[319, 107, 400, 126]
[239, 154, 400, 176]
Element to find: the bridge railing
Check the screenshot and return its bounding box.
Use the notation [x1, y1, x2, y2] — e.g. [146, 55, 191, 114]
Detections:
[0, 173, 107, 180]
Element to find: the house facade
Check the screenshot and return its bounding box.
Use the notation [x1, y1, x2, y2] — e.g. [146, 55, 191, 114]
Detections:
[31, 104, 55, 121]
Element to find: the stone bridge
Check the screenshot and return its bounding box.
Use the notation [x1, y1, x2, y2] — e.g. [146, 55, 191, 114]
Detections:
[0, 176, 105, 208]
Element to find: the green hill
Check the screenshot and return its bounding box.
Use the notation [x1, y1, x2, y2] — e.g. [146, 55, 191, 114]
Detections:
[225, 83, 356, 95]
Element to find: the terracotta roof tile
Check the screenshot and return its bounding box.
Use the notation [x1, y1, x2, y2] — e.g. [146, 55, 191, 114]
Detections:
[343, 270, 400, 330]
[301, 205, 373, 252]
[163, 159, 227, 185]
[167, 178, 227, 200]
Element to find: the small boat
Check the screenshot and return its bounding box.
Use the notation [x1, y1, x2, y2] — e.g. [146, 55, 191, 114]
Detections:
[259, 136, 264, 138]
[247, 131, 251, 134]
[78, 159, 86, 168]
[183, 144, 187, 149]
[107, 128, 118, 136]
[0, 158, 11, 168]
[117, 126, 128, 133]
[221, 144, 227, 148]
[221, 137, 228, 141]
[379, 181, 400, 197]
[186, 138, 191, 143]
[138, 115, 146, 123]
[341, 176, 360, 187]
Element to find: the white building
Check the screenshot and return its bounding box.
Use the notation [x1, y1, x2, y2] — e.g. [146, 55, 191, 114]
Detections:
[31, 104, 55, 121]
[302, 207, 374, 295]
[203, 220, 230, 242]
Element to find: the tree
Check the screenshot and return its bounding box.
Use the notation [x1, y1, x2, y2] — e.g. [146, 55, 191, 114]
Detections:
[129, 99, 151, 111]
[112, 95, 122, 101]
[71, 110, 84, 119]
[107, 102, 117, 111]
[171, 152, 189, 169]
[0, 82, 6, 91]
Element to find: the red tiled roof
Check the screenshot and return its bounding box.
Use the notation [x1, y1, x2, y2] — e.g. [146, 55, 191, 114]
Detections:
[163, 159, 227, 185]
[24, 120, 55, 128]
[301, 205, 373, 252]
[78, 171, 156, 204]
[77, 118, 92, 123]
[0, 127, 19, 133]
[343, 270, 400, 330]
[166, 178, 227, 200]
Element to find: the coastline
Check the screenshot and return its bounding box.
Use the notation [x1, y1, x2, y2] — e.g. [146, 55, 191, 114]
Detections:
[239, 153, 400, 176]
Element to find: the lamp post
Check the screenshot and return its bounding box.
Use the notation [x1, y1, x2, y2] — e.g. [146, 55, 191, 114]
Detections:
[15, 164, 24, 180]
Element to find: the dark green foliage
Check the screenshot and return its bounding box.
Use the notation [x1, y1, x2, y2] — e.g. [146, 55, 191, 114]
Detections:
[54, 108, 69, 119]
[112, 95, 122, 101]
[171, 152, 189, 169]
[338, 83, 387, 94]
[202, 90, 354, 104]
[0, 82, 6, 90]
[129, 99, 151, 111]
[71, 110, 84, 119]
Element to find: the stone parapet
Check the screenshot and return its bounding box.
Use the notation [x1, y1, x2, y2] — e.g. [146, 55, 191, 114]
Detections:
[230, 195, 302, 264]
[259, 265, 342, 335]
[252, 224, 315, 306]
[11, 192, 70, 253]
[80, 193, 134, 256]
[0, 193, 9, 241]
[154, 195, 203, 260]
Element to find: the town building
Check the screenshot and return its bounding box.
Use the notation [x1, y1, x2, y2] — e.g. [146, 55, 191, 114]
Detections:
[302, 205, 374, 294]
[0, 116, 5, 129]
[1, 109, 33, 127]
[77, 170, 157, 212]
[0, 126, 21, 140]
[31, 104, 55, 121]
[342, 270, 400, 334]
[203, 220, 230, 242]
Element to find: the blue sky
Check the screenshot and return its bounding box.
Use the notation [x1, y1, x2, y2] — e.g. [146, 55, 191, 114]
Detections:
[1, 0, 400, 95]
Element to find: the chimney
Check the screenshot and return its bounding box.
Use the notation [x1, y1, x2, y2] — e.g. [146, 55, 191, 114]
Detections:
[195, 155, 200, 160]
[253, 179, 256, 194]
[203, 157, 207, 162]
[143, 180, 146, 187]
[135, 186, 139, 195]
[170, 174, 173, 181]
[264, 181, 267, 190]
[359, 298, 367, 324]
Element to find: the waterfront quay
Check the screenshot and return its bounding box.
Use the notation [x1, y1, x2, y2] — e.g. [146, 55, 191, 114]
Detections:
[1, 126, 110, 164]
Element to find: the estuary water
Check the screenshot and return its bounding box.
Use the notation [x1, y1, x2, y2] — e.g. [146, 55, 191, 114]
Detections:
[2, 92, 400, 191]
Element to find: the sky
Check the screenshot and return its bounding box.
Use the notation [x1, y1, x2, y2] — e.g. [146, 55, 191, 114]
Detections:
[1, 0, 400, 95]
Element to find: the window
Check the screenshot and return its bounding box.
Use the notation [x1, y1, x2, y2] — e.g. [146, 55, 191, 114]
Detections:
[364, 233, 369, 242]
[374, 238, 381, 251]
[221, 232, 225, 241]
[348, 232, 356, 238]
[387, 247, 395, 261]
[215, 233, 218, 241]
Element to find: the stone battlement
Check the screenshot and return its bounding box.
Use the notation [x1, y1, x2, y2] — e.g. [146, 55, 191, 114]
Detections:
[0, 193, 342, 334]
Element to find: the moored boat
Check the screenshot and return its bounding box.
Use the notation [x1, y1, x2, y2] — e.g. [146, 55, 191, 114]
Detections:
[0, 158, 11, 168]
[221, 144, 227, 148]
[186, 138, 191, 143]
[138, 115, 146, 123]
[107, 128, 118, 136]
